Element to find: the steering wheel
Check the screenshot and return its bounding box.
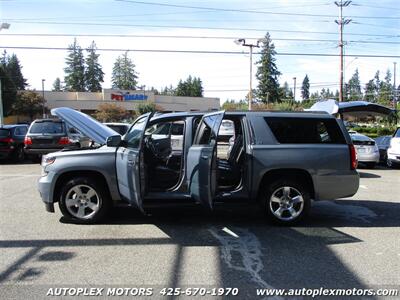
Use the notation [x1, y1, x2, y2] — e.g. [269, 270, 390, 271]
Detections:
[145, 136, 163, 159]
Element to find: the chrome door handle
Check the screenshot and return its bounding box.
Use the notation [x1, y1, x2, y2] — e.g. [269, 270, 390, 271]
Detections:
[201, 155, 208, 159]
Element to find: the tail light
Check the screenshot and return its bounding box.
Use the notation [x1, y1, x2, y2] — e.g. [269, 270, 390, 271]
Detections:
[58, 137, 71, 145]
[349, 144, 358, 170]
[24, 136, 32, 145]
[0, 137, 14, 144]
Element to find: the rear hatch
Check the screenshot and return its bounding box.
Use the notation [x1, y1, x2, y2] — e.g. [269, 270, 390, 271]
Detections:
[26, 120, 67, 150]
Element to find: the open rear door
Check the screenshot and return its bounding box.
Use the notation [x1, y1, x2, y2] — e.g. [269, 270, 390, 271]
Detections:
[116, 113, 153, 212]
[186, 111, 225, 209]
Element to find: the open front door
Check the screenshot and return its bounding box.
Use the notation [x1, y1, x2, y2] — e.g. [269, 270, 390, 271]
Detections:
[116, 113, 153, 212]
[187, 111, 225, 209]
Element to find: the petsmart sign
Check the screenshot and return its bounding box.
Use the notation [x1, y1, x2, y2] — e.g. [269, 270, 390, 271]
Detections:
[111, 93, 148, 101]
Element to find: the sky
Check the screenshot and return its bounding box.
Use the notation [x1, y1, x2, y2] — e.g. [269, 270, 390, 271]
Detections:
[0, 0, 399, 104]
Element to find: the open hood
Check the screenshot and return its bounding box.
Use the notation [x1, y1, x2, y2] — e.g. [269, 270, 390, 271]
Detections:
[51, 107, 119, 145]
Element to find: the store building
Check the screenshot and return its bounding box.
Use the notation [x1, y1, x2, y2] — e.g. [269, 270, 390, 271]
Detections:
[39, 89, 220, 114]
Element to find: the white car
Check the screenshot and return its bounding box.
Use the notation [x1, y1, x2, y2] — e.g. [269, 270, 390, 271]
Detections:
[387, 127, 400, 168]
[350, 132, 380, 168]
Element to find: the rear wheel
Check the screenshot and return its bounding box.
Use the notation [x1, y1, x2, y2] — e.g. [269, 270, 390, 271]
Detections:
[59, 177, 110, 224]
[387, 159, 399, 169]
[261, 179, 311, 225]
[13, 146, 25, 163]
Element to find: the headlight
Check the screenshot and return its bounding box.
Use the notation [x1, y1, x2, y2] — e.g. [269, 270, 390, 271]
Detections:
[41, 156, 56, 167]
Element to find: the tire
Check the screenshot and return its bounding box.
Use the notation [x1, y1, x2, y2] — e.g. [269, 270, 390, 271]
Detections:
[387, 159, 399, 169]
[13, 146, 25, 163]
[364, 162, 376, 169]
[261, 178, 311, 225]
[59, 177, 111, 224]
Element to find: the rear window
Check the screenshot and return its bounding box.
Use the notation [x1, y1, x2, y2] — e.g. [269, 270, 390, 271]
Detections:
[29, 121, 65, 134]
[0, 129, 10, 138]
[265, 117, 346, 144]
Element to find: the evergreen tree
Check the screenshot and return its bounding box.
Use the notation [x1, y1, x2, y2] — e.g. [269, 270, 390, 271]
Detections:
[373, 71, 380, 99]
[378, 69, 392, 105]
[64, 38, 86, 91]
[364, 79, 375, 102]
[347, 68, 362, 101]
[85, 41, 104, 92]
[52, 78, 62, 91]
[0, 64, 17, 116]
[255, 32, 281, 103]
[2, 53, 27, 90]
[112, 51, 138, 90]
[301, 75, 310, 100]
[175, 75, 203, 97]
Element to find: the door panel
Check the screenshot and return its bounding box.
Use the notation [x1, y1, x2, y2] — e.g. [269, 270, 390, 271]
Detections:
[187, 111, 225, 209]
[115, 114, 152, 212]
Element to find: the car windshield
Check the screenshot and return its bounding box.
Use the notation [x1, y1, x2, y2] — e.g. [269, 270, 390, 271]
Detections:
[0, 128, 10, 138]
[30, 121, 65, 134]
[395, 129, 400, 138]
[351, 134, 371, 142]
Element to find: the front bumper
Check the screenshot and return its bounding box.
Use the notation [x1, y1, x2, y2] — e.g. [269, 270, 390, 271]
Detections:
[38, 171, 57, 212]
[387, 151, 400, 163]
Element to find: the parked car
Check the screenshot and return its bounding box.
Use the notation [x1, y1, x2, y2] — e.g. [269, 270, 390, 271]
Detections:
[0, 124, 29, 162]
[374, 135, 391, 164]
[104, 123, 130, 135]
[349, 132, 379, 168]
[387, 127, 400, 168]
[24, 118, 88, 161]
[38, 108, 359, 225]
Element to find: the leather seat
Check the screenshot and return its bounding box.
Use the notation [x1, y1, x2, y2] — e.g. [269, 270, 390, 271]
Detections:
[218, 134, 243, 185]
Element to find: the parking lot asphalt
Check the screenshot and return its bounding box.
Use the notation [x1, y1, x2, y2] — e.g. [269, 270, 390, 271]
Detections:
[0, 162, 399, 299]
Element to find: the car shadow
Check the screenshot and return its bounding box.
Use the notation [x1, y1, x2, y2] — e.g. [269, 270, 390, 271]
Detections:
[358, 171, 381, 178]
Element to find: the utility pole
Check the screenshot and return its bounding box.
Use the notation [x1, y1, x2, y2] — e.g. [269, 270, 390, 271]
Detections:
[0, 22, 11, 125]
[394, 62, 397, 110]
[293, 77, 297, 104]
[234, 38, 261, 110]
[41, 79, 46, 118]
[335, 1, 352, 102]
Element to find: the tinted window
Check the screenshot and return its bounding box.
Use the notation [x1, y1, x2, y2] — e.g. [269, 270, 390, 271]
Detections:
[124, 118, 146, 148]
[14, 126, 28, 136]
[107, 125, 129, 135]
[0, 129, 10, 138]
[29, 121, 65, 134]
[171, 123, 184, 135]
[395, 129, 400, 138]
[265, 117, 346, 144]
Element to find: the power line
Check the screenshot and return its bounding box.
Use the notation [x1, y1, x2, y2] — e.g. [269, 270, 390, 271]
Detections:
[1, 45, 399, 58]
[114, 0, 400, 20]
[1, 33, 399, 44]
[5, 21, 399, 38]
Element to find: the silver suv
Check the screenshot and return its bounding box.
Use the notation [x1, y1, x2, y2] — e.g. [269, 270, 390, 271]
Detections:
[38, 108, 359, 225]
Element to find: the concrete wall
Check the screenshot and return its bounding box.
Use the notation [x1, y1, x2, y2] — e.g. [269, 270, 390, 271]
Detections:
[36, 89, 219, 112]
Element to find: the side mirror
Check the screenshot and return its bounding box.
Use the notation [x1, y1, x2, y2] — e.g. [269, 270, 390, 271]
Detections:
[106, 135, 122, 147]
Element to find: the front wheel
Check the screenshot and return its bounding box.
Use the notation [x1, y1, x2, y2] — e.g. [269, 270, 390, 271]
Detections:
[59, 177, 110, 223]
[261, 179, 311, 225]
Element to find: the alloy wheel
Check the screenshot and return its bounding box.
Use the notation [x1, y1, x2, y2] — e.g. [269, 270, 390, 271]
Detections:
[65, 184, 101, 219]
[269, 186, 304, 221]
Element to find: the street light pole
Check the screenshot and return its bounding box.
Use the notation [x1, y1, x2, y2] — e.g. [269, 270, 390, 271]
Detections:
[235, 38, 261, 110]
[41, 79, 46, 118]
[293, 77, 297, 104]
